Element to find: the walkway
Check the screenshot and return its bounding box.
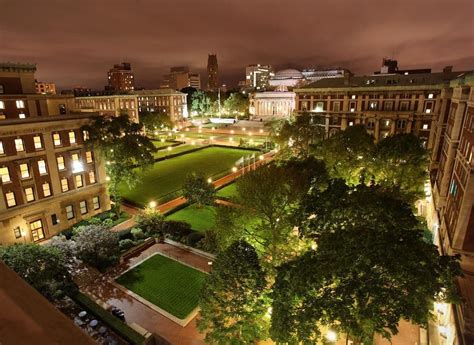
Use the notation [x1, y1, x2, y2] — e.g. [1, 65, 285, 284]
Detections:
[75, 243, 212, 345]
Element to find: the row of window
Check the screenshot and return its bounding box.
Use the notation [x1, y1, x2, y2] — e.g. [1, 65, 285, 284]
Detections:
[66, 197, 101, 220]
[299, 93, 435, 100]
[302, 100, 434, 113]
[0, 100, 25, 109]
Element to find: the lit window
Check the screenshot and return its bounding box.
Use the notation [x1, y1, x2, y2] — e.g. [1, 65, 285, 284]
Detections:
[349, 121, 354, 126]
[30, 220, 45, 242]
[66, 205, 74, 220]
[79, 200, 88, 215]
[425, 109, 431, 114]
[75, 174, 83, 188]
[89, 171, 96, 184]
[351, 95, 356, 99]
[0, 101, 4, 109]
[0, 141, 4, 155]
[57, 156, 65, 170]
[15, 138, 24, 152]
[38, 160, 47, 174]
[19, 163, 29, 178]
[71, 153, 83, 172]
[25, 187, 35, 202]
[0, 167, 11, 183]
[350, 108, 355, 112]
[93, 196, 100, 210]
[61, 178, 69, 192]
[5, 191, 16, 207]
[42, 182, 51, 197]
[86, 151, 93, 163]
[83, 130, 89, 141]
[315, 102, 324, 112]
[33, 136, 42, 149]
[69, 131, 76, 144]
[53, 133, 61, 146]
[370, 101, 378, 109]
[19, 113, 26, 119]
[16, 100, 25, 108]
[423, 124, 429, 130]
[428, 93, 434, 99]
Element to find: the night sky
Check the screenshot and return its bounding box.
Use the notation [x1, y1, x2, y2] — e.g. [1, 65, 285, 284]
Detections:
[1, 0, 473, 90]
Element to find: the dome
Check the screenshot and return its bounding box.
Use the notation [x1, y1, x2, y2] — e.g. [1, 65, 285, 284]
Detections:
[273, 69, 303, 79]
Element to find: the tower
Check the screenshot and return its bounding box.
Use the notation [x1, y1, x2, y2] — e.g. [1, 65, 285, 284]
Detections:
[207, 54, 218, 91]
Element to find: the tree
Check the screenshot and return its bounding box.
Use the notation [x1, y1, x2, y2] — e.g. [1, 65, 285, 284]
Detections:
[72, 225, 120, 270]
[317, 124, 375, 185]
[82, 115, 156, 215]
[276, 112, 325, 158]
[182, 172, 216, 207]
[198, 240, 269, 344]
[270, 180, 461, 344]
[223, 92, 248, 117]
[139, 111, 173, 134]
[135, 207, 165, 238]
[0, 244, 75, 300]
[181, 86, 198, 113]
[191, 90, 212, 115]
[372, 133, 428, 202]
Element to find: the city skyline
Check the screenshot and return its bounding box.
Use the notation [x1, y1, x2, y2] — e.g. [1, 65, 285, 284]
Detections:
[1, 0, 473, 90]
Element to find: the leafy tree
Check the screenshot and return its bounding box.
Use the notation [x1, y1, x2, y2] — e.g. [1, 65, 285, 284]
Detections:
[82, 115, 156, 216]
[135, 207, 165, 238]
[191, 90, 212, 115]
[372, 133, 428, 202]
[317, 124, 375, 185]
[72, 225, 120, 270]
[198, 240, 269, 344]
[139, 111, 173, 134]
[182, 172, 216, 207]
[271, 181, 461, 344]
[0, 244, 75, 300]
[181, 86, 198, 113]
[276, 113, 325, 158]
[223, 92, 248, 116]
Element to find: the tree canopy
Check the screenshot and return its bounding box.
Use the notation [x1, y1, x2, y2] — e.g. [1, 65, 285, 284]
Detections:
[223, 92, 248, 116]
[182, 172, 216, 207]
[139, 111, 173, 133]
[191, 90, 212, 115]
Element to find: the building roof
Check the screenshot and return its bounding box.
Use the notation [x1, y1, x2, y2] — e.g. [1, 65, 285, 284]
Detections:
[273, 69, 304, 79]
[0, 62, 37, 73]
[297, 71, 471, 91]
[0, 262, 96, 345]
[131, 88, 186, 96]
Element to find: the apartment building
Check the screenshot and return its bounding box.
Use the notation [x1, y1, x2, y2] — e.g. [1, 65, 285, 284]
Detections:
[106, 62, 135, 92]
[132, 89, 188, 122]
[74, 94, 139, 122]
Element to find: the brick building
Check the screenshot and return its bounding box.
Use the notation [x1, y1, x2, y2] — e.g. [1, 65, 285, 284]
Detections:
[106, 62, 135, 92]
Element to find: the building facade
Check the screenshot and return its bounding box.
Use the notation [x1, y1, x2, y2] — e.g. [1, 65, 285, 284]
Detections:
[0, 63, 110, 244]
[35, 80, 57, 95]
[245, 64, 274, 90]
[207, 54, 219, 91]
[249, 90, 295, 121]
[301, 68, 347, 83]
[106, 62, 135, 92]
[132, 89, 188, 122]
[74, 94, 139, 122]
[162, 66, 201, 90]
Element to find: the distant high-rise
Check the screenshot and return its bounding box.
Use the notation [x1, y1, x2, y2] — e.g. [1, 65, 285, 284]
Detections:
[106, 62, 135, 92]
[162, 66, 201, 90]
[207, 54, 219, 91]
[245, 64, 273, 90]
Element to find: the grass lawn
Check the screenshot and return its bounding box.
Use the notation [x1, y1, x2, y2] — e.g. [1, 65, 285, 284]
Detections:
[152, 140, 176, 149]
[116, 254, 206, 319]
[119, 146, 257, 206]
[153, 144, 197, 159]
[166, 204, 216, 232]
[216, 183, 238, 199]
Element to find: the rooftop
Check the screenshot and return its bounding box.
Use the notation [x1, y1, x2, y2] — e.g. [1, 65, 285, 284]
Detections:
[0, 62, 37, 73]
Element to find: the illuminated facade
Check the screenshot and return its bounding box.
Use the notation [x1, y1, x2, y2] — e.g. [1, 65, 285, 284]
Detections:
[245, 64, 274, 90]
[249, 90, 295, 120]
[106, 62, 135, 92]
[74, 94, 139, 122]
[162, 66, 201, 90]
[132, 89, 188, 121]
[35, 80, 57, 95]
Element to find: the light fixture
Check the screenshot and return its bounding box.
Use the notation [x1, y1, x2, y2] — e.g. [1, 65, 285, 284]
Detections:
[326, 330, 337, 342]
[149, 201, 157, 208]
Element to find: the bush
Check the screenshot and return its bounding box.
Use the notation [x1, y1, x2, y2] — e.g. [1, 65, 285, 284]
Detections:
[162, 220, 192, 241]
[130, 227, 145, 240]
[135, 208, 164, 238]
[186, 232, 204, 247]
[117, 228, 133, 241]
[119, 239, 135, 251]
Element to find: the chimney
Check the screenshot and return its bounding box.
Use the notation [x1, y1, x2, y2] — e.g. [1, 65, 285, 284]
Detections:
[344, 70, 351, 85]
[443, 66, 453, 73]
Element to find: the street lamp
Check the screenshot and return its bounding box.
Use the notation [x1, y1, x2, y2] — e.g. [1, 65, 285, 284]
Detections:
[326, 330, 337, 342]
[149, 201, 157, 208]
[207, 178, 212, 183]
[232, 167, 238, 173]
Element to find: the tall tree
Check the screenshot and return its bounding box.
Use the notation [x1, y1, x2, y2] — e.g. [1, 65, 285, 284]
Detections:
[198, 240, 269, 344]
[271, 180, 461, 344]
[223, 92, 248, 116]
[191, 90, 212, 115]
[82, 115, 156, 215]
[182, 172, 216, 207]
[317, 124, 375, 185]
[275, 112, 325, 158]
[139, 111, 173, 134]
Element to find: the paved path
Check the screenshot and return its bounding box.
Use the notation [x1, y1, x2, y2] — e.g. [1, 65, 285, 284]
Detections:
[76, 243, 212, 345]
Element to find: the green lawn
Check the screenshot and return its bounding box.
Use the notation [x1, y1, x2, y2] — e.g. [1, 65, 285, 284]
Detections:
[216, 183, 238, 199]
[120, 146, 258, 206]
[152, 140, 176, 149]
[153, 144, 197, 159]
[116, 254, 206, 319]
[166, 205, 216, 232]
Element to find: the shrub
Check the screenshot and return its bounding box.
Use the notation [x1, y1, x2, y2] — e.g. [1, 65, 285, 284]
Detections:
[118, 228, 133, 241]
[162, 220, 192, 241]
[130, 227, 145, 240]
[119, 239, 135, 251]
[135, 208, 164, 238]
[186, 232, 205, 247]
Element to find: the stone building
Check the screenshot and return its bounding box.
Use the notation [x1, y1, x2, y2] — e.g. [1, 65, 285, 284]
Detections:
[249, 89, 295, 121]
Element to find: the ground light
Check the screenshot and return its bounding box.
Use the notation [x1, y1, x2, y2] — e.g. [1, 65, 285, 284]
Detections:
[149, 201, 157, 208]
[105, 176, 111, 181]
[161, 138, 165, 143]
[207, 178, 212, 183]
[259, 155, 264, 160]
[232, 167, 238, 173]
[326, 330, 337, 342]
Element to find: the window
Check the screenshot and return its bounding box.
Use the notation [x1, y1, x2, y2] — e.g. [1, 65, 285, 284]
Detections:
[71, 153, 83, 172]
[314, 102, 324, 112]
[61, 178, 69, 192]
[396, 119, 407, 129]
[449, 180, 458, 197]
[428, 93, 434, 99]
[59, 104, 66, 114]
[33, 136, 43, 149]
[0, 85, 4, 94]
[366, 120, 375, 129]
[0, 141, 4, 155]
[400, 101, 410, 111]
[14, 227, 21, 239]
[75, 174, 83, 188]
[37, 159, 47, 174]
[42, 182, 51, 197]
[19, 163, 29, 178]
[423, 123, 429, 130]
[57, 156, 65, 170]
[53, 133, 61, 146]
[93, 196, 100, 210]
[350, 102, 356, 112]
[383, 102, 393, 111]
[25, 187, 35, 202]
[369, 101, 378, 110]
[333, 102, 340, 112]
[51, 214, 59, 225]
[66, 205, 74, 220]
[351, 95, 356, 100]
[89, 171, 96, 184]
[83, 130, 89, 141]
[5, 191, 16, 207]
[16, 100, 25, 108]
[0, 100, 4, 109]
[86, 151, 93, 163]
[0, 167, 10, 183]
[348, 121, 354, 126]
[30, 220, 45, 242]
[69, 131, 76, 144]
[79, 200, 88, 215]
[19, 113, 26, 119]
[15, 138, 24, 152]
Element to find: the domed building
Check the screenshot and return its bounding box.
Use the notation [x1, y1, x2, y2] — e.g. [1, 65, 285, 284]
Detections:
[268, 69, 305, 88]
